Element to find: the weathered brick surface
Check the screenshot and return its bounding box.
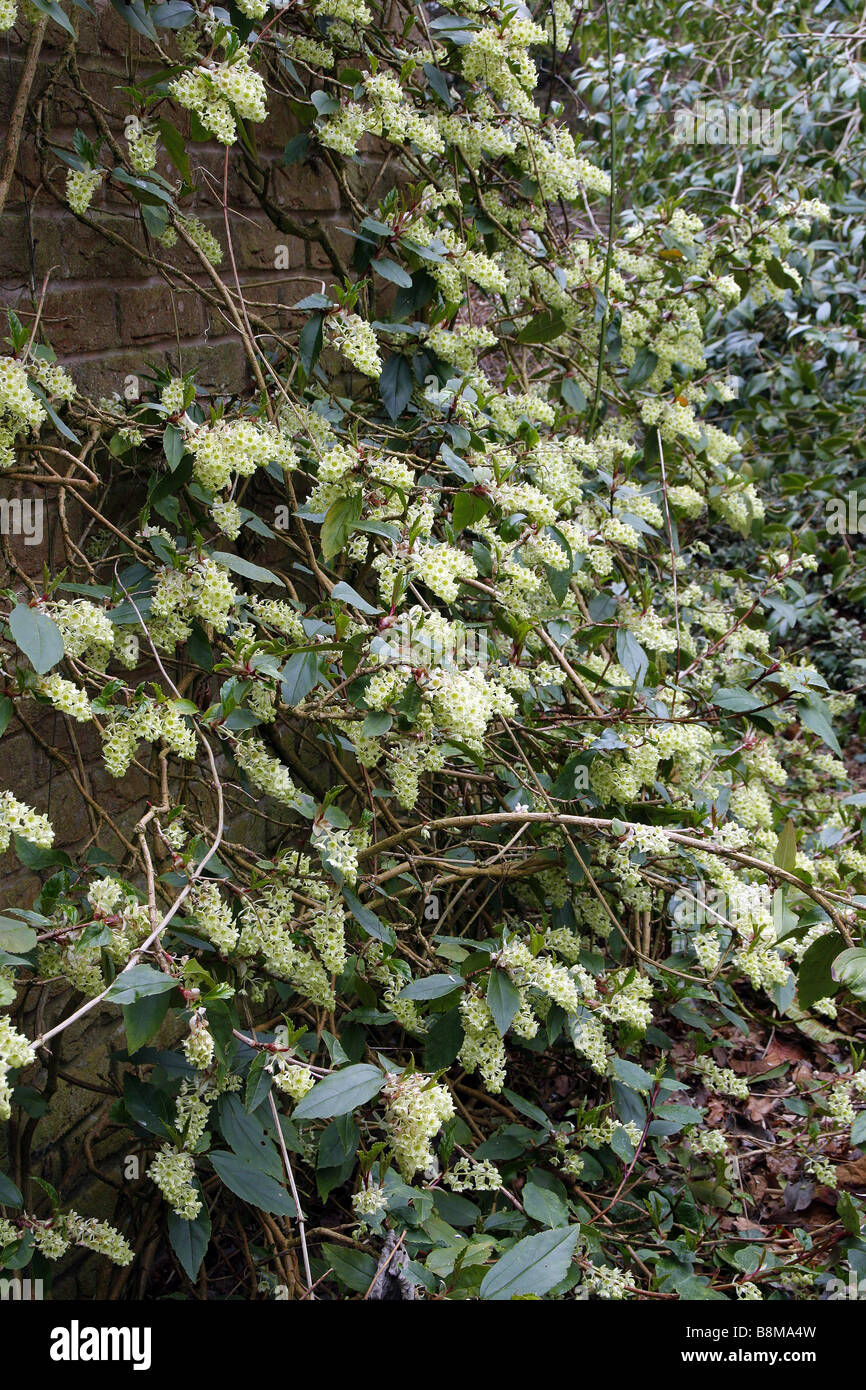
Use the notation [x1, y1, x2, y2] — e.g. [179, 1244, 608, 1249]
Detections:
[0, 10, 343, 394]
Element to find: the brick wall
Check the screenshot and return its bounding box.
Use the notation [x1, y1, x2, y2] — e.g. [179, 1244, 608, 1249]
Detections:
[0, 4, 344, 396]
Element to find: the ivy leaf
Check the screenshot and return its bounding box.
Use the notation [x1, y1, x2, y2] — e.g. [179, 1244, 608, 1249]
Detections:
[9, 605, 65, 675]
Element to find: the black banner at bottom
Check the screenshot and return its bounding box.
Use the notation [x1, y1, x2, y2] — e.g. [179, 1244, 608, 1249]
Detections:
[0, 1295, 855, 1376]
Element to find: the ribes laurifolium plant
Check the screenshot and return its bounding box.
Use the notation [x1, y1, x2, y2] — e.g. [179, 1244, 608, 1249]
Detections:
[2, 0, 866, 1301]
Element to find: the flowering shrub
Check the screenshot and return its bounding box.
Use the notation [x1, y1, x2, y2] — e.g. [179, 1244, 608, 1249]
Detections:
[1, 0, 866, 1301]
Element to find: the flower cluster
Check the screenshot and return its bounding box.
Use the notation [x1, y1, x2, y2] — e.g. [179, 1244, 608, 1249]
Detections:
[382, 1071, 455, 1179]
[170, 49, 268, 144]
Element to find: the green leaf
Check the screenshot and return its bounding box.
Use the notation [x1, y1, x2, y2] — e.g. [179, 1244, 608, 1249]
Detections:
[379, 354, 413, 420]
[9, 605, 65, 675]
[765, 256, 800, 292]
[422, 63, 454, 107]
[838, 1191, 861, 1237]
[560, 378, 587, 413]
[486, 969, 521, 1037]
[522, 1169, 569, 1228]
[833, 948, 866, 1000]
[218, 1093, 283, 1179]
[480, 1225, 579, 1300]
[423, 1007, 464, 1071]
[453, 491, 492, 532]
[123, 989, 172, 1055]
[398, 973, 462, 1001]
[331, 580, 383, 615]
[292, 1064, 384, 1121]
[797, 700, 842, 758]
[322, 1242, 377, 1293]
[209, 1151, 297, 1217]
[626, 347, 659, 389]
[342, 887, 395, 946]
[299, 313, 324, 376]
[797, 932, 844, 1011]
[245, 1051, 273, 1114]
[616, 629, 648, 687]
[372, 257, 412, 288]
[362, 711, 392, 738]
[110, 0, 159, 41]
[162, 423, 186, 468]
[611, 1056, 655, 1093]
[12, 837, 71, 870]
[210, 551, 284, 587]
[774, 819, 797, 872]
[105, 965, 177, 1006]
[321, 492, 362, 559]
[711, 686, 767, 714]
[167, 1186, 210, 1279]
[157, 118, 191, 183]
[517, 311, 565, 345]
[0, 917, 37, 953]
[0, 1171, 23, 1207]
[30, 0, 76, 37]
[280, 650, 320, 706]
